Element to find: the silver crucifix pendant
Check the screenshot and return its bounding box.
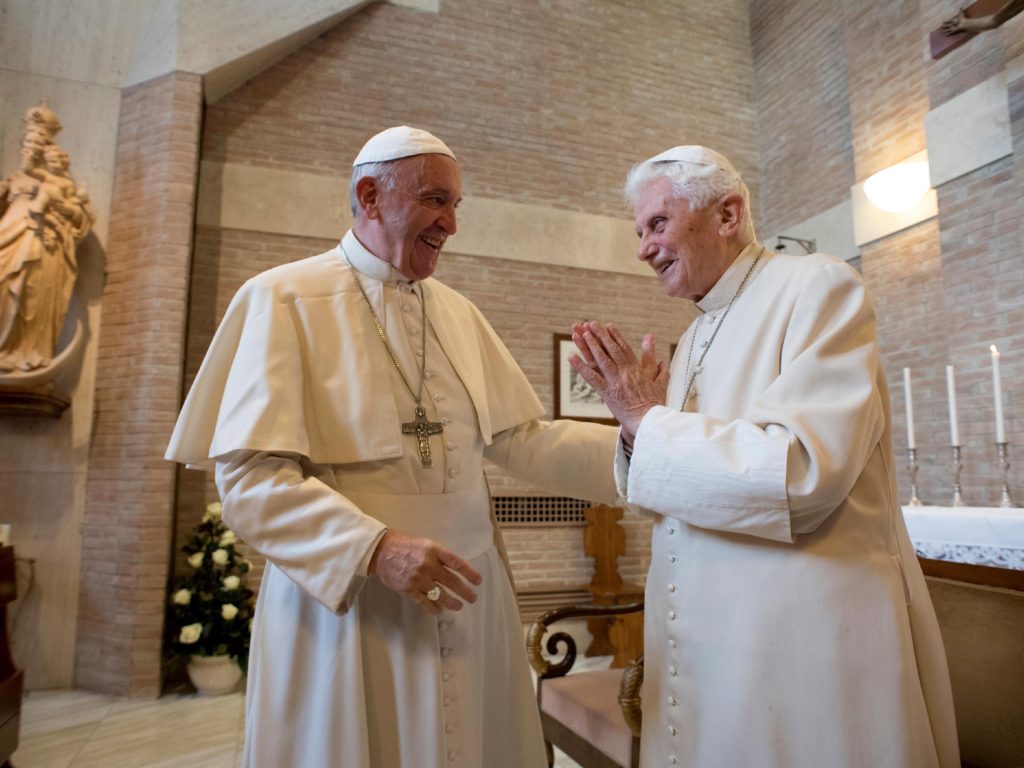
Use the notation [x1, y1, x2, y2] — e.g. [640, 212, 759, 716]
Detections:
[402, 405, 444, 467]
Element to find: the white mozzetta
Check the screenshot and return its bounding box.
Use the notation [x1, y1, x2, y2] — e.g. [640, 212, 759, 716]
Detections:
[925, 71, 1012, 189]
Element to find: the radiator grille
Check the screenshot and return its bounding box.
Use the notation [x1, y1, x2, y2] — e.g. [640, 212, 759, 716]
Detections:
[493, 496, 590, 526]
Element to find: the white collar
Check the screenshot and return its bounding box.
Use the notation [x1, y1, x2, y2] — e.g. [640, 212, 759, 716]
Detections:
[339, 229, 412, 286]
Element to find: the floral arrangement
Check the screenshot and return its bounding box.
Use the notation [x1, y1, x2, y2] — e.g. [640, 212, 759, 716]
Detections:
[168, 501, 255, 671]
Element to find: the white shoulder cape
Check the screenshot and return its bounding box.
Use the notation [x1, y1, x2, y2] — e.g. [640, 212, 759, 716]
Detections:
[166, 248, 544, 469]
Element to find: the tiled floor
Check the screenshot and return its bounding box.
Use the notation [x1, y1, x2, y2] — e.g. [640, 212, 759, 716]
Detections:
[14, 687, 588, 767]
[14, 688, 246, 768]
[15, 619, 606, 767]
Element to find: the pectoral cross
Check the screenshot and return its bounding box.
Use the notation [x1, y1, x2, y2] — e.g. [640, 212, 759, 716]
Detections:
[402, 406, 444, 467]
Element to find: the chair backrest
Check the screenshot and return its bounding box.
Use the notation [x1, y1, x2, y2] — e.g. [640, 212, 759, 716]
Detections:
[583, 504, 626, 589]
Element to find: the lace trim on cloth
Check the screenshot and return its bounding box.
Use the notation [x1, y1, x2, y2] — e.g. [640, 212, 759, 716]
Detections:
[911, 539, 1024, 571]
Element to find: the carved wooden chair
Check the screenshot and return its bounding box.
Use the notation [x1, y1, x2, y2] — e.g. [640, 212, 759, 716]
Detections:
[527, 602, 644, 768]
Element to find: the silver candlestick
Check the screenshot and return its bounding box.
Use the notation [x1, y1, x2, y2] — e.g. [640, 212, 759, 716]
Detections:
[907, 448, 923, 506]
[997, 442, 1017, 508]
[950, 445, 965, 506]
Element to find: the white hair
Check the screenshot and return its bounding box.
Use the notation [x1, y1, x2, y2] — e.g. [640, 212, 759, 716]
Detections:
[349, 160, 401, 218]
[624, 158, 756, 242]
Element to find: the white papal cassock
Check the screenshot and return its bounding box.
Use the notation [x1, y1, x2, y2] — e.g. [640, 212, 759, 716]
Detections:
[166, 231, 618, 768]
[618, 243, 959, 768]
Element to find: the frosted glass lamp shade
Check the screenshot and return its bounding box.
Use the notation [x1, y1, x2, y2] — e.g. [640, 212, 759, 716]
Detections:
[863, 161, 931, 213]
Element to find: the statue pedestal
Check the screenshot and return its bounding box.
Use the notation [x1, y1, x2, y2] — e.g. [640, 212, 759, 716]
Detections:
[0, 387, 69, 418]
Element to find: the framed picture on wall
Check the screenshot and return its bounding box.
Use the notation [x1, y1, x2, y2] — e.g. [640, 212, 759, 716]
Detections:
[552, 333, 618, 425]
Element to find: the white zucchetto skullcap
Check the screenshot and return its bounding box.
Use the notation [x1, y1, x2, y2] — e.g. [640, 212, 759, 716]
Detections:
[645, 145, 737, 174]
[352, 125, 456, 166]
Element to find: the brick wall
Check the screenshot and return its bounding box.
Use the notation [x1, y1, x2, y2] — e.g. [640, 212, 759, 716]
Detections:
[752, 0, 1024, 506]
[750, 0, 854, 235]
[78, 72, 202, 696]
[202, 0, 758, 219]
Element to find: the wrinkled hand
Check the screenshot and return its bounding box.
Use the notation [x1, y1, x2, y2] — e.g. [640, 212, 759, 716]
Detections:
[369, 529, 482, 614]
[569, 321, 669, 444]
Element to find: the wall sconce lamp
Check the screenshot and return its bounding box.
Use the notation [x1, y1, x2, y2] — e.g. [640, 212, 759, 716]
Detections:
[862, 159, 932, 213]
[851, 149, 937, 246]
[774, 235, 817, 254]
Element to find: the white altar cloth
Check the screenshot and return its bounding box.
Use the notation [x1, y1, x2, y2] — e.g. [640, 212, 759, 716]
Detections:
[902, 505, 1024, 571]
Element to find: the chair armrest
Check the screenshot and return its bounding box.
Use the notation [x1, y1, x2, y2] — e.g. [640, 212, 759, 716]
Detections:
[526, 601, 644, 678]
[618, 655, 644, 737]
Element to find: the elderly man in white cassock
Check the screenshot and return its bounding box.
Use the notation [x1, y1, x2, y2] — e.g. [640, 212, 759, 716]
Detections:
[570, 145, 959, 768]
[166, 126, 618, 768]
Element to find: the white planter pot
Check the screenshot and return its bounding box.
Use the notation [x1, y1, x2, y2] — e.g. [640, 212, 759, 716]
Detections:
[186, 654, 243, 696]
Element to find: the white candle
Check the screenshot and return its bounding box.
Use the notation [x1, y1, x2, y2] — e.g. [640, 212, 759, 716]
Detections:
[946, 365, 960, 446]
[991, 345, 1006, 443]
[903, 367, 916, 449]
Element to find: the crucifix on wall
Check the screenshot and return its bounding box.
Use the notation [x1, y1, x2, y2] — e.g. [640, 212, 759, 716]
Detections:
[930, 0, 1024, 59]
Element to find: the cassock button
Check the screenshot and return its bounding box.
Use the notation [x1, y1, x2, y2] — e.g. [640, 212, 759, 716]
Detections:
[434, 393, 445, 402]
[444, 696, 452, 706]
[667, 610, 677, 620]
[448, 749, 456, 761]
[438, 621, 448, 631]
[448, 468, 457, 478]
[445, 723, 455, 734]
[668, 639, 677, 648]
[442, 672, 451, 682]
[415, 349, 423, 357]
[667, 527, 675, 535]
[668, 695, 677, 706]
[424, 370, 433, 379]
[441, 647, 451, 657]
[402, 304, 411, 312]
[668, 584, 677, 593]
[669, 665, 678, 676]
[446, 441, 456, 450]
[668, 725, 677, 736]
[669, 757, 679, 765]
[441, 417, 450, 425]
[409, 327, 419, 335]
[668, 555, 678, 563]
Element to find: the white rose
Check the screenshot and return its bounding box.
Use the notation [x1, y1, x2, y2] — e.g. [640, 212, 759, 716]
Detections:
[212, 548, 229, 566]
[222, 575, 240, 591]
[221, 603, 239, 620]
[179, 623, 203, 644]
[187, 552, 204, 568]
[173, 589, 192, 605]
[219, 530, 237, 546]
[206, 502, 223, 518]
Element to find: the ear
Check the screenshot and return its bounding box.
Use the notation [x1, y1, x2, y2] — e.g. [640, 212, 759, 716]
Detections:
[717, 193, 744, 238]
[355, 176, 383, 221]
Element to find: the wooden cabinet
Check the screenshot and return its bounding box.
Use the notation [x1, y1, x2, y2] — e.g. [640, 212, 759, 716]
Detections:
[0, 547, 22, 767]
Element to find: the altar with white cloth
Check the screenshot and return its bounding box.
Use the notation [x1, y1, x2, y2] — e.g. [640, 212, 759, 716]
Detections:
[902, 505, 1024, 571]
[901, 505, 1024, 767]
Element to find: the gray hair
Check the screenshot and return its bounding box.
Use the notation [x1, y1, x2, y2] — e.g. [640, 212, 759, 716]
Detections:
[349, 160, 401, 218]
[624, 159, 756, 242]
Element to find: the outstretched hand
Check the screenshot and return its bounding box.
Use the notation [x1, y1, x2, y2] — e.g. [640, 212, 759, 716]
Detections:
[568, 321, 669, 444]
[369, 529, 482, 614]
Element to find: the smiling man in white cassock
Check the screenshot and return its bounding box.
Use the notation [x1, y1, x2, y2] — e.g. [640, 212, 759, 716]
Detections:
[166, 126, 618, 768]
[570, 146, 959, 768]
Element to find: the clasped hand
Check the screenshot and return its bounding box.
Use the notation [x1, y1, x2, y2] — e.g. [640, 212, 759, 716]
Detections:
[369, 529, 482, 614]
[569, 321, 669, 445]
